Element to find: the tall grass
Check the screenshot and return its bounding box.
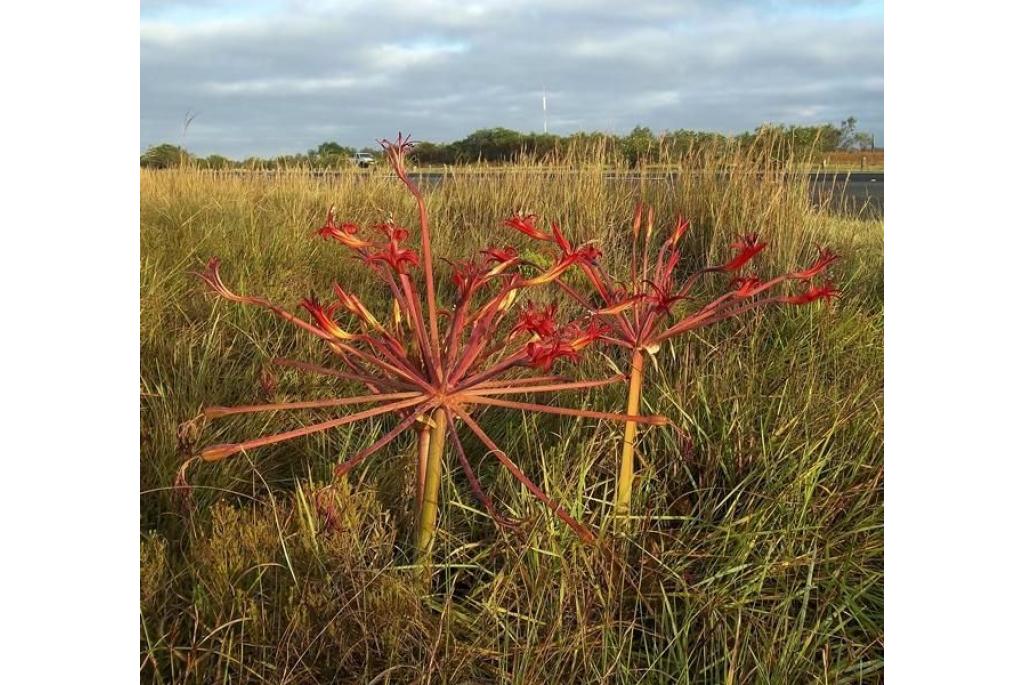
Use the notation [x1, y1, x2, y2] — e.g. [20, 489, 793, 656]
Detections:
[141, 143, 882, 683]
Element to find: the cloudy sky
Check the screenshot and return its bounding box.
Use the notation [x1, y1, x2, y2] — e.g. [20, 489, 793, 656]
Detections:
[141, 0, 883, 158]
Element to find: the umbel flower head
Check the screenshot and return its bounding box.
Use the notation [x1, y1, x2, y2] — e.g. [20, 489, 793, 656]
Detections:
[503, 201, 841, 353]
[194, 133, 667, 544]
[501, 201, 840, 514]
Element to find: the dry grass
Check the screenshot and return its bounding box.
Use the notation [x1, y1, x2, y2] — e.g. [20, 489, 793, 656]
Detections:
[141, 145, 882, 683]
[817, 150, 884, 171]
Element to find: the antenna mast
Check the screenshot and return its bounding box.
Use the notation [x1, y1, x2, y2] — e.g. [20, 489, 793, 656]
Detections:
[542, 88, 548, 134]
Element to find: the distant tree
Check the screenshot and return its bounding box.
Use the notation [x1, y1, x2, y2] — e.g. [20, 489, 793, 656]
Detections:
[814, 124, 844, 152]
[839, 117, 859, 150]
[141, 119, 877, 170]
[272, 154, 310, 169]
[620, 126, 657, 167]
[141, 144, 191, 168]
[852, 132, 875, 151]
[522, 132, 560, 160]
[448, 128, 522, 162]
[410, 141, 448, 165]
[662, 129, 729, 157]
[241, 156, 271, 170]
[315, 141, 346, 156]
[306, 141, 357, 169]
[199, 154, 232, 170]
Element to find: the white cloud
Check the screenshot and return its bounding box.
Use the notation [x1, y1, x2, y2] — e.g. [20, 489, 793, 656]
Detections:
[202, 75, 373, 95]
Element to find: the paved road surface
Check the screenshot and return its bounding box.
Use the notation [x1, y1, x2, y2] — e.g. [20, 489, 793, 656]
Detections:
[807, 172, 883, 217]
[215, 168, 884, 217]
[407, 170, 884, 217]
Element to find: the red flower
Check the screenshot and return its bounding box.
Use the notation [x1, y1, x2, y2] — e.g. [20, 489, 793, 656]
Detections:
[656, 249, 683, 290]
[368, 242, 419, 273]
[723, 233, 767, 271]
[317, 207, 372, 249]
[512, 301, 558, 338]
[730, 276, 762, 298]
[333, 283, 380, 328]
[300, 296, 354, 340]
[645, 282, 687, 314]
[368, 221, 418, 273]
[525, 319, 606, 370]
[504, 213, 551, 241]
[573, 243, 602, 264]
[196, 257, 245, 302]
[378, 133, 414, 176]
[373, 221, 410, 243]
[550, 222, 573, 253]
[631, 203, 644, 239]
[451, 259, 485, 300]
[520, 253, 579, 286]
[484, 246, 518, 263]
[482, 245, 518, 265]
[783, 282, 840, 305]
[668, 217, 691, 247]
[792, 246, 839, 281]
[521, 227, 602, 286]
[565, 319, 608, 351]
[481, 245, 519, 276]
[595, 290, 644, 315]
[526, 339, 579, 371]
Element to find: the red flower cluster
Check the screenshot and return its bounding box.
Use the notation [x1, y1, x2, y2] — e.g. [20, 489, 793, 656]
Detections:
[526, 319, 608, 371]
[644, 283, 686, 314]
[730, 276, 762, 298]
[503, 213, 550, 241]
[519, 224, 603, 286]
[482, 246, 519, 274]
[317, 206, 372, 249]
[300, 296, 354, 341]
[333, 283, 381, 330]
[512, 301, 558, 338]
[783, 282, 841, 305]
[368, 221, 419, 273]
[792, 245, 840, 281]
[501, 207, 841, 353]
[722, 233, 767, 272]
[195, 133, 676, 548]
[451, 259, 486, 300]
[596, 290, 645, 316]
[668, 216, 691, 247]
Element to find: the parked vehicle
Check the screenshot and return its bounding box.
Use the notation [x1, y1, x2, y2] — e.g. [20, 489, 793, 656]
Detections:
[351, 152, 375, 168]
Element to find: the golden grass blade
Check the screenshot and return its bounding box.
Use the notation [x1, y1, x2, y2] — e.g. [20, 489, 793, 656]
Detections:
[447, 413, 517, 529]
[452, 406, 594, 543]
[334, 405, 434, 477]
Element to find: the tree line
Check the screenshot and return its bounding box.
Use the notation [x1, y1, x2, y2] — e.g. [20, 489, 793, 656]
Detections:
[141, 117, 877, 169]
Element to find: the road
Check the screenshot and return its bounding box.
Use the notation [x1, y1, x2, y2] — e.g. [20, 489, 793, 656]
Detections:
[213, 167, 884, 217]
[807, 172, 883, 217]
[406, 170, 884, 217]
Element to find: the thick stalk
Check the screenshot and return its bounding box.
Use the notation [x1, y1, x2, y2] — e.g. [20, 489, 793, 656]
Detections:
[415, 424, 431, 508]
[415, 408, 448, 561]
[615, 348, 645, 516]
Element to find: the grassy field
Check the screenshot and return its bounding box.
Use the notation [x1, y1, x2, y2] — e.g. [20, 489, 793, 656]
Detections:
[141, 151, 883, 683]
